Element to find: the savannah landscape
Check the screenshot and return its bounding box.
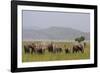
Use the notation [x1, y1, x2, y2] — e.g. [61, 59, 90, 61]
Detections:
[22, 10, 90, 62]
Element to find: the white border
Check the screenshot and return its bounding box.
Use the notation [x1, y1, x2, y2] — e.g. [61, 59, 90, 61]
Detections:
[17, 5, 94, 68]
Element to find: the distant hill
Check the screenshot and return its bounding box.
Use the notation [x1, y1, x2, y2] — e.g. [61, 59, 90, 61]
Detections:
[22, 27, 90, 41]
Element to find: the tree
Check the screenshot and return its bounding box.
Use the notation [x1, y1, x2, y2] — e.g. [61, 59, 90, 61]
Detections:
[80, 36, 85, 42]
[75, 36, 85, 43]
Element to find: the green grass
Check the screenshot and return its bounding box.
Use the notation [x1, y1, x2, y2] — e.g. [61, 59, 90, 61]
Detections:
[22, 41, 90, 62]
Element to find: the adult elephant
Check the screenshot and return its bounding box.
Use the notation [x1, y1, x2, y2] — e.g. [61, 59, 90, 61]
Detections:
[24, 43, 36, 54]
[72, 44, 84, 53]
[24, 45, 31, 54]
[34, 44, 45, 54]
[47, 44, 54, 53]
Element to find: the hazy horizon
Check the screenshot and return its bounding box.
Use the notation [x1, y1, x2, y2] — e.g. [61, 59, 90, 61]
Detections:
[22, 10, 90, 32]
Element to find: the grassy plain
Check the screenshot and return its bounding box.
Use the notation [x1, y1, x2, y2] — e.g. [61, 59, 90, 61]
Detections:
[22, 41, 90, 62]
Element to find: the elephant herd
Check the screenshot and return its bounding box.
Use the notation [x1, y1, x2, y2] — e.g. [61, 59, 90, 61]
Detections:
[24, 43, 85, 54]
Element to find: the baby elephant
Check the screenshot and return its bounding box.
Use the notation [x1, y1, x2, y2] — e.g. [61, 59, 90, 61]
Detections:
[73, 44, 84, 53]
[65, 48, 70, 54]
[53, 48, 62, 53]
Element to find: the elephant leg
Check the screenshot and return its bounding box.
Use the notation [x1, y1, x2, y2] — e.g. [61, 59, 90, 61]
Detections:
[81, 49, 84, 53]
[31, 48, 34, 54]
[73, 49, 75, 53]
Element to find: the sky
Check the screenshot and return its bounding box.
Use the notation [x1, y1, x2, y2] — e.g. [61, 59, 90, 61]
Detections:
[22, 10, 90, 32]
